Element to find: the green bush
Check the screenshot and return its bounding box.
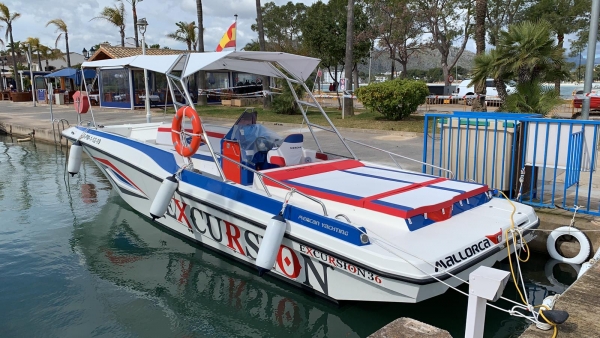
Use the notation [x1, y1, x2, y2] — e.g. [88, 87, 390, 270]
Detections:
[356, 78, 429, 120]
[272, 82, 304, 115]
[504, 81, 562, 116]
[272, 74, 316, 115]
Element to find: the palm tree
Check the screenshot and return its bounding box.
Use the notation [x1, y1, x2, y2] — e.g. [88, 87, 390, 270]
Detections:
[92, 1, 126, 47]
[46, 18, 71, 67]
[196, 0, 204, 52]
[196, 0, 207, 106]
[38, 45, 65, 71]
[495, 21, 565, 85]
[504, 81, 562, 116]
[123, 0, 141, 47]
[5, 41, 21, 57]
[472, 0, 487, 112]
[471, 49, 511, 104]
[24, 37, 43, 71]
[343, 0, 354, 117]
[470, 20, 565, 108]
[166, 21, 197, 51]
[0, 2, 21, 91]
[255, 0, 269, 108]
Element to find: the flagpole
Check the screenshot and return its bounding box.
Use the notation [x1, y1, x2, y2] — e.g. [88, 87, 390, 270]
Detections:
[234, 14, 238, 51]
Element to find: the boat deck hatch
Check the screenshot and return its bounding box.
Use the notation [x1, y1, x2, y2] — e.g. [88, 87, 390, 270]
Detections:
[262, 160, 490, 230]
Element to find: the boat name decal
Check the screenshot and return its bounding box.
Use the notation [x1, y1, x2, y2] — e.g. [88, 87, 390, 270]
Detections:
[434, 239, 492, 272]
[165, 197, 332, 295]
[81, 132, 102, 145]
[299, 244, 383, 285]
[297, 215, 349, 237]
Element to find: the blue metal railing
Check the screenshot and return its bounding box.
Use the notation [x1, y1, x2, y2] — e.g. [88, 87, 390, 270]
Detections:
[423, 112, 600, 216]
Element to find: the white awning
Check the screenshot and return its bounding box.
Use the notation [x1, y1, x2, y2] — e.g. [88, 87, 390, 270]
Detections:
[129, 55, 182, 74]
[81, 51, 320, 82]
[81, 56, 138, 69]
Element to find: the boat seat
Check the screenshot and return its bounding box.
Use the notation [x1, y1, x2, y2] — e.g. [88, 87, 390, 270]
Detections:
[267, 134, 304, 167]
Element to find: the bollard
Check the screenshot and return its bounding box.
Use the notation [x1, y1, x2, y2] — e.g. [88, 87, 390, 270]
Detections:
[465, 266, 510, 338]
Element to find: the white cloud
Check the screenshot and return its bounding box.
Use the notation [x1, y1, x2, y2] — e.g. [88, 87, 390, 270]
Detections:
[1, 0, 482, 60]
[0, 0, 319, 54]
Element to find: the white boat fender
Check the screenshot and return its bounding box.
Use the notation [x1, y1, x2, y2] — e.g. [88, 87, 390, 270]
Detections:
[256, 213, 287, 277]
[546, 226, 592, 264]
[150, 175, 178, 221]
[67, 141, 83, 177]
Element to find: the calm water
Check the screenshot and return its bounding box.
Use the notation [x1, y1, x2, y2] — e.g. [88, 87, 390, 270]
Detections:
[0, 135, 578, 338]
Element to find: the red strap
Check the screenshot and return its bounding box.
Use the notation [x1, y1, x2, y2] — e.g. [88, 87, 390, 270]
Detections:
[364, 177, 447, 202]
[263, 159, 363, 182]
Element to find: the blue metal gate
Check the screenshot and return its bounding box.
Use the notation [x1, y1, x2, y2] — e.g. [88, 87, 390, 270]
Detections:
[422, 112, 600, 215]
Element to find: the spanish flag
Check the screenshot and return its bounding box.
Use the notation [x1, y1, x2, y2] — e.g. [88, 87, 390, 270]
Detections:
[216, 22, 236, 52]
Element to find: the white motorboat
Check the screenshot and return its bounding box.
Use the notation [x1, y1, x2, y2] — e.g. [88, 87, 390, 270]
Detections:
[62, 51, 539, 303]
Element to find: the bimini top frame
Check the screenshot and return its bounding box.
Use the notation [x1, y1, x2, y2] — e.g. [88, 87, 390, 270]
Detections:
[80, 51, 359, 180]
[81, 51, 452, 181]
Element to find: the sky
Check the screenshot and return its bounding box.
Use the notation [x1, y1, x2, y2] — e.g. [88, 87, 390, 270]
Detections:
[0, 0, 319, 55]
[0, 0, 596, 61]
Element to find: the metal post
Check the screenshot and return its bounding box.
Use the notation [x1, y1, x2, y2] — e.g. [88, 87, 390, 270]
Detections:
[27, 44, 36, 107]
[581, 0, 600, 120]
[341, 78, 346, 120]
[465, 293, 487, 338]
[368, 49, 372, 84]
[579, 48, 582, 82]
[464, 267, 510, 338]
[49, 82, 53, 121]
[142, 37, 151, 123]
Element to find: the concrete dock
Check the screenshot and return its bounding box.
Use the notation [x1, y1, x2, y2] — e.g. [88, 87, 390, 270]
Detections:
[520, 260, 600, 337]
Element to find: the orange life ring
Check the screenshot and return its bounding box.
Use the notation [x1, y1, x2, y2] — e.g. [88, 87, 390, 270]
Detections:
[171, 106, 203, 157]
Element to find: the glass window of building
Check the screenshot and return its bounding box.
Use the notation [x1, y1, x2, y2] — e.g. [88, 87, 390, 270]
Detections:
[100, 68, 131, 105]
[132, 70, 147, 105]
[233, 72, 260, 87]
[205, 72, 229, 89]
[155, 73, 168, 102]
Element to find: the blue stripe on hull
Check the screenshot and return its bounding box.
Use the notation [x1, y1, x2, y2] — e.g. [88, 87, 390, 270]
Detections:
[79, 127, 369, 246]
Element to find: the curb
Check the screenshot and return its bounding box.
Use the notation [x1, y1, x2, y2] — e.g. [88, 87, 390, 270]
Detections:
[202, 116, 424, 137]
[7, 102, 426, 137]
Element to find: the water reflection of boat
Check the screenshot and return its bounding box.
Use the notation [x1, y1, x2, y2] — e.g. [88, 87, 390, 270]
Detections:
[72, 195, 363, 337]
[71, 195, 570, 337]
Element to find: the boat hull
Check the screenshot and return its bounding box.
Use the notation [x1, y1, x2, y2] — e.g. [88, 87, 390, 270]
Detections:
[66, 127, 539, 303]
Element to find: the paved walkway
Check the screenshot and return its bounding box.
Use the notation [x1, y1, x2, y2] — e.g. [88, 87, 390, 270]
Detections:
[0, 101, 427, 171]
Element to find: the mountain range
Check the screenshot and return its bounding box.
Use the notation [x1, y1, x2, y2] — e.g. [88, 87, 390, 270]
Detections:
[358, 48, 477, 75]
[358, 48, 594, 75]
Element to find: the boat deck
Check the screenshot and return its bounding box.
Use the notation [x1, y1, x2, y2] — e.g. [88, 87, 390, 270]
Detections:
[257, 159, 490, 231]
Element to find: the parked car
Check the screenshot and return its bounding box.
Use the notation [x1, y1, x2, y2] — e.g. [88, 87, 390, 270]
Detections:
[573, 90, 600, 110]
[453, 79, 515, 105]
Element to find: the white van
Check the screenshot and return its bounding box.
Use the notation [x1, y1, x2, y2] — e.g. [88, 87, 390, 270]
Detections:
[453, 79, 514, 105]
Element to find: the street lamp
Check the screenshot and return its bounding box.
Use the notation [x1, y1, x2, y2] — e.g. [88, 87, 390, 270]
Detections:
[137, 17, 151, 123]
[82, 46, 96, 60]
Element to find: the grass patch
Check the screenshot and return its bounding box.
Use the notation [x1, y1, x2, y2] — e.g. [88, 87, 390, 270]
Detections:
[168, 105, 426, 133]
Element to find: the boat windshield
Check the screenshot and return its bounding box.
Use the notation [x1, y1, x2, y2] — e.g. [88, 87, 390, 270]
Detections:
[230, 124, 283, 162]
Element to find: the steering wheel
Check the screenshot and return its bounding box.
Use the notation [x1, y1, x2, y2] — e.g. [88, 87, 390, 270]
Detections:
[253, 136, 271, 152]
